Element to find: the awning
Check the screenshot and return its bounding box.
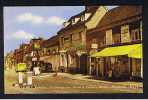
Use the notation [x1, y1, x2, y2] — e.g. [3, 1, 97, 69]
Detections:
[91, 44, 142, 58]
[128, 44, 143, 58]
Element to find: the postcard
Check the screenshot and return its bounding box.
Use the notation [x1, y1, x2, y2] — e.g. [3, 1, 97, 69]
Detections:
[3, 4, 144, 98]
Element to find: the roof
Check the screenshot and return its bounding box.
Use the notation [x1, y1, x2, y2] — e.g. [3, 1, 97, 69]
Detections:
[42, 35, 59, 48]
[58, 6, 100, 34]
[97, 6, 142, 29]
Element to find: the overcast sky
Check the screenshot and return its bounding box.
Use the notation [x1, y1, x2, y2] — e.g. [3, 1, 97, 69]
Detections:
[4, 6, 118, 56]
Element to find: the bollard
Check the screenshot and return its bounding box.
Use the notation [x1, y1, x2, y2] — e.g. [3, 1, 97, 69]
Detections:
[34, 67, 40, 75]
[27, 71, 33, 86]
[18, 72, 24, 84]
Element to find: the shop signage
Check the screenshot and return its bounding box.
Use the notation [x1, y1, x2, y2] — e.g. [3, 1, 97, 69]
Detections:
[34, 43, 40, 49]
[32, 57, 37, 61]
[91, 43, 98, 49]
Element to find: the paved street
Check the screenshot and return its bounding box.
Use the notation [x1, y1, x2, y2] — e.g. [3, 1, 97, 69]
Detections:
[5, 70, 143, 94]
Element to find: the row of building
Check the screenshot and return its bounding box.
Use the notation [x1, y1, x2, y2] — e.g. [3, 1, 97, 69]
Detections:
[5, 6, 143, 79]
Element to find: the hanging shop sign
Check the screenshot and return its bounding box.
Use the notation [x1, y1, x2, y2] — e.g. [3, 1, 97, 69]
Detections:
[91, 43, 98, 49]
[34, 43, 40, 49]
[32, 57, 37, 61]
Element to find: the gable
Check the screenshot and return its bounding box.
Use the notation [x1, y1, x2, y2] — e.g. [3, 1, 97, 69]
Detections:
[85, 6, 108, 30]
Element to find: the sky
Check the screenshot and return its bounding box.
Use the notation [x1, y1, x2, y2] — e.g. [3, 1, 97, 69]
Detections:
[4, 6, 118, 56]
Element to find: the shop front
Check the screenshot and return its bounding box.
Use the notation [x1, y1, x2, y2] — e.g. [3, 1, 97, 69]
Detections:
[90, 44, 143, 79]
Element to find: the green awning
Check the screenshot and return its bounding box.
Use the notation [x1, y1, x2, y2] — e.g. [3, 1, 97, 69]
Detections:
[91, 44, 142, 58]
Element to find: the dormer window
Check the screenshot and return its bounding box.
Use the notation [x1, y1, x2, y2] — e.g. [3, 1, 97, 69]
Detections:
[75, 17, 80, 23]
[63, 21, 70, 27]
[72, 19, 75, 24]
[85, 13, 91, 20]
[81, 15, 85, 21]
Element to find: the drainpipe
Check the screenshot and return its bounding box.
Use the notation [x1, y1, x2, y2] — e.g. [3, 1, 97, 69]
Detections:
[141, 58, 143, 78]
[129, 57, 132, 80]
[89, 57, 92, 75]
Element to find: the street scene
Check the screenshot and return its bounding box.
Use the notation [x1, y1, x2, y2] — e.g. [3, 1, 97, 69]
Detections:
[4, 6, 143, 94]
[5, 70, 142, 93]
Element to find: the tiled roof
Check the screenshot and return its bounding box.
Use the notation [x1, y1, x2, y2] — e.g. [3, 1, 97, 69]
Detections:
[87, 6, 142, 34]
[58, 6, 100, 34]
[97, 6, 142, 29]
[42, 35, 59, 48]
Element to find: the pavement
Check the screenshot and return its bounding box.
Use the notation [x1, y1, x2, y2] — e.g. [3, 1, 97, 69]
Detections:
[4, 70, 143, 94]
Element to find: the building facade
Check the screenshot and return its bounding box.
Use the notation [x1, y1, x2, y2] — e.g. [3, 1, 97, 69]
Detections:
[58, 6, 108, 74]
[87, 6, 142, 79]
[4, 51, 15, 70]
[40, 35, 60, 72]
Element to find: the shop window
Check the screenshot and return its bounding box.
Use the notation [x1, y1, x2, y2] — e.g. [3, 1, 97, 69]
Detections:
[48, 49, 51, 54]
[132, 59, 141, 76]
[91, 57, 95, 63]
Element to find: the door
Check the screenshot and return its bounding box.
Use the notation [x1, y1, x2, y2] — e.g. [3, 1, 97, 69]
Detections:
[80, 54, 88, 74]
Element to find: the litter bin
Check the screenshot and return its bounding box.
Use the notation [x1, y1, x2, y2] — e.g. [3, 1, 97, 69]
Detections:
[16, 63, 27, 85]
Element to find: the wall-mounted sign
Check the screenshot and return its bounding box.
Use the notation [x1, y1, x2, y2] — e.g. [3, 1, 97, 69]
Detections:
[32, 57, 37, 61]
[91, 43, 98, 49]
[34, 43, 40, 49]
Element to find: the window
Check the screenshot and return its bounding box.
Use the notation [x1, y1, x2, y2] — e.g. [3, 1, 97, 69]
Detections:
[132, 59, 141, 76]
[121, 25, 130, 43]
[79, 32, 82, 40]
[48, 49, 51, 54]
[63, 22, 70, 27]
[112, 26, 121, 44]
[81, 15, 85, 21]
[92, 38, 97, 43]
[85, 13, 91, 20]
[64, 37, 69, 42]
[113, 34, 121, 44]
[72, 32, 81, 41]
[70, 34, 72, 43]
[131, 28, 141, 41]
[140, 21, 142, 40]
[91, 57, 95, 63]
[106, 29, 113, 45]
[99, 41, 104, 47]
[72, 19, 75, 24]
[61, 37, 64, 45]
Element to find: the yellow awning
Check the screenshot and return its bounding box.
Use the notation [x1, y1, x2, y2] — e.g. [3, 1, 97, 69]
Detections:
[128, 44, 143, 58]
[91, 44, 142, 58]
